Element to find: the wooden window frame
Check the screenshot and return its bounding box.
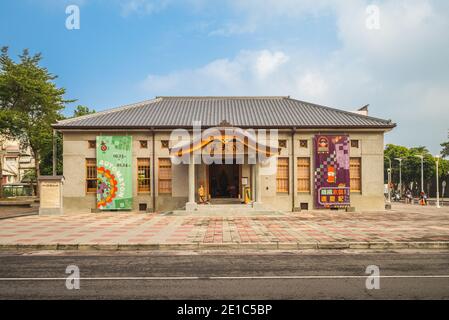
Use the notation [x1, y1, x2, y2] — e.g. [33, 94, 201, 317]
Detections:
[137, 158, 151, 193]
[276, 157, 289, 194]
[86, 158, 97, 194]
[158, 158, 172, 194]
[297, 157, 311, 193]
[350, 157, 362, 193]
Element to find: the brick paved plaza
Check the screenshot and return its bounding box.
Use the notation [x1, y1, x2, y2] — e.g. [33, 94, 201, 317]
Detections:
[0, 204, 448, 248]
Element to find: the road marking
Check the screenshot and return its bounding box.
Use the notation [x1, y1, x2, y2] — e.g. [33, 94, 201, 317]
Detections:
[1, 275, 449, 281]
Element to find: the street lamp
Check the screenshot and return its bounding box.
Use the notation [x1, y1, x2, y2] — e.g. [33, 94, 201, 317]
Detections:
[415, 155, 424, 194]
[395, 157, 403, 195]
[435, 155, 441, 208]
[385, 156, 392, 204]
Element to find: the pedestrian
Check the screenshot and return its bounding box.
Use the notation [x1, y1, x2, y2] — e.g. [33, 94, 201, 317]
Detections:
[405, 189, 412, 204]
[419, 191, 428, 206]
[198, 184, 206, 204]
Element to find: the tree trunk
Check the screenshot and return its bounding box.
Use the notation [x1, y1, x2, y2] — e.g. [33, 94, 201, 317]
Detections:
[33, 150, 40, 197]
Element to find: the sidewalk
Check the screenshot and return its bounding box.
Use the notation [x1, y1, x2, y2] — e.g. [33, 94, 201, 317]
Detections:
[0, 204, 449, 251]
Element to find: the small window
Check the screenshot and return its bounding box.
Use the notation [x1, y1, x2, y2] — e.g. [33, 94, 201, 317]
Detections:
[139, 203, 148, 212]
[297, 157, 310, 193]
[300, 203, 309, 210]
[158, 158, 172, 194]
[88, 140, 96, 149]
[276, 157, 289, 193]
[86, 158, 97, 193]
[140, 140, 148, 149]
[278, 140, 287, 148]
[137, 158, 151, 193]
[351, 140, 359, 148]
[161, 140, 169, 149]
[350, 157, 362, 192]
[299, 140, 308, 148]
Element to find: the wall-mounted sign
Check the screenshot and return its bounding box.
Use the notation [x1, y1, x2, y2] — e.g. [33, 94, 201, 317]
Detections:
[96, 136, 133, 210]
[314, 135, 350, 209]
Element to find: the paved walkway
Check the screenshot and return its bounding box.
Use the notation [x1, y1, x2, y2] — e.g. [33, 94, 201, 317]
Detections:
[0, 204, 449, 249]
[0, 205, 449, 247]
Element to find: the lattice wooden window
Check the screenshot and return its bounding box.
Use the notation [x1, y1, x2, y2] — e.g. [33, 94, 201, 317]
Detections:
[158, 158, 172, 194]
[137, 158, 151, 193]
[299, 140, 308, 148]
[297, 157, 311, 193]
[86, 158, 97, 193]
[88, 140, 96, 149]
[276, 157, 289, 193]
[350, 157, 362, 192]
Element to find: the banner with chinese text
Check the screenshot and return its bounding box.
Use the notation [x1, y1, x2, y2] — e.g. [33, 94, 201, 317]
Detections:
[314, 135, 350, 209]
[96, 136, 133, 210]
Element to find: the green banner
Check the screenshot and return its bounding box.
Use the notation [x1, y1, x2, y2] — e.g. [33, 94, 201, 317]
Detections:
[96, 136, 133, 210]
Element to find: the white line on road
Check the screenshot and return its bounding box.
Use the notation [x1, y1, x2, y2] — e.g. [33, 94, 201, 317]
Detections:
[1, 275, 449, 281]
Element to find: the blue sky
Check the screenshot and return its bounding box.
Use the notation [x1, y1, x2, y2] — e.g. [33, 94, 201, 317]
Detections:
[1, 0, 448, 154]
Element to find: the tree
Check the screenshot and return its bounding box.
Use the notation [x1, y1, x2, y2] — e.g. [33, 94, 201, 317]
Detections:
[73, 105, 95, 117]
[39, 105, 94, 177]
[442, 133, 449, 158]
[385, 144, 449, 196]
[0, 47, 71, 195]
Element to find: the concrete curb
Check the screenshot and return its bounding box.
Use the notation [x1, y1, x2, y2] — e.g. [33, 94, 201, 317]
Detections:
[1, 241, 449, 251]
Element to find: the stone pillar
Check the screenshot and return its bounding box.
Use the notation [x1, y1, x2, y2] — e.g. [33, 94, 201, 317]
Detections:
[253, 162, 264, 209]
[186, 155, 197, 211]
[38, 176, 64, 215]
[251, 164, 256, 202]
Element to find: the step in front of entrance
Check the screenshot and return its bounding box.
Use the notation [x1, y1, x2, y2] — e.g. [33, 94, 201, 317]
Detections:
[168, 204, 284, 216]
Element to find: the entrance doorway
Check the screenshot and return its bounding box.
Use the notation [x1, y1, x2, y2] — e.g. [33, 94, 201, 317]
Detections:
[209, 164, 240, 199]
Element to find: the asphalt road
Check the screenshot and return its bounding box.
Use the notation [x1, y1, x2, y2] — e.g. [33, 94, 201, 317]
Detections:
[0, 250, 448, 299]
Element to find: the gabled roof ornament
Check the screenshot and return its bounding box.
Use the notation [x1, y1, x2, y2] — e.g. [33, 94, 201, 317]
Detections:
[218, 120, 232, 127]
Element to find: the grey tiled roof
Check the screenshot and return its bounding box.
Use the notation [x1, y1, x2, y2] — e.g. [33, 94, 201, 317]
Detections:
[54, 96, 395, 129]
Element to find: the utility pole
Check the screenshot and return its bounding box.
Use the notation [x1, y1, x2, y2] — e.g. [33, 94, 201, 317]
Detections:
[415, 155, 424, 194]
[52, 130, 57, 176]
[395, 157, 403, 195]
[435, 155, 440, 208]
[385, 156, 392, 204]
[0, 138, 4, 199]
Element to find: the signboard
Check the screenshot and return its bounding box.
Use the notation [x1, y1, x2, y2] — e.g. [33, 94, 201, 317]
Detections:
[314, 135, 350, 209]
[96, 136, 133, 210]
[38, 176, 64, 215]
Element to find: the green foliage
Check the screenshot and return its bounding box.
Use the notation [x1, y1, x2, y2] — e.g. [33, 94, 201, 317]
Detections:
[384, 144, 449, 194]
[0, 47, 71, 186]
[442, 141, 449, 158]
[73, 105, 95, 117]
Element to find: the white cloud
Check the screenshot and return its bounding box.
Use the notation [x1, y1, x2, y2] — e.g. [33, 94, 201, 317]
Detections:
[296, 73, 328, 98]
[142, 49, 292, 95]
[254, 50, 289, 80]
[140, 0, 449, 153]
[120, 0, 171, 16]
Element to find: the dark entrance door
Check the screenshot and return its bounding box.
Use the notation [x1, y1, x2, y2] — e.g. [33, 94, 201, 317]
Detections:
[209, 164, 240, 198]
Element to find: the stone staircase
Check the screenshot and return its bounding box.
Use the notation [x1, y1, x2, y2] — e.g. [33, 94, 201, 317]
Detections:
[166, 200, 283, 216]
